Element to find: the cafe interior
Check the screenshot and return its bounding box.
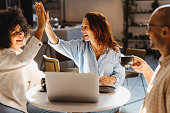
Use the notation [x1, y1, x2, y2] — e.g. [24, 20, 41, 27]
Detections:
[0, 0, 170, 113]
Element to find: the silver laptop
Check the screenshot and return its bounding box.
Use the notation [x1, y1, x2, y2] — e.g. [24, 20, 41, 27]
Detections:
[45, 72, 99, 103]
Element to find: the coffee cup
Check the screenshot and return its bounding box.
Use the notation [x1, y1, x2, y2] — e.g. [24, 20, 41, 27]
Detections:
[120, 55, 134, 67]
[40, 78, 46, 92]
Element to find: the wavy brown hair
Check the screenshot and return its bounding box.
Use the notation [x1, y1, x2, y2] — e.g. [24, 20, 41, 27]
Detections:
[84, 12, 121, 52]
[0, 7, 30, 49]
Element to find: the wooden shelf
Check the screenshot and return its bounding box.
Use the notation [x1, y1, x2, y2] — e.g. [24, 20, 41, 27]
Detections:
[128, 24, 146, 27]
[128, 38, 149, 40]
[130, 12, 152, 14]
[135, 0, 154, 1]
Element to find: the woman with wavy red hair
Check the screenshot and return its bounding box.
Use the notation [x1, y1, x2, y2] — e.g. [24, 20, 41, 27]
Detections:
[84, 12, 121, 53]
[42, 6, 125, 86]
[45, 11, 125, 86]
[37, 2, 125, 111]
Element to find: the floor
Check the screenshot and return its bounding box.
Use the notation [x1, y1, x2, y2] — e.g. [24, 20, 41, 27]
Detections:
[119, 54, 159, 113]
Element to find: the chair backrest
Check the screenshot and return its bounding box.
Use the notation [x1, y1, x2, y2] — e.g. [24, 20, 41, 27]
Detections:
[125, 48, 146, 60]
[43, 55, 60, 72]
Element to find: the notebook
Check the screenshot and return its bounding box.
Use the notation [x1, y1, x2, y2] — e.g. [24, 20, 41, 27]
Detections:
[45, 72, 99, 103]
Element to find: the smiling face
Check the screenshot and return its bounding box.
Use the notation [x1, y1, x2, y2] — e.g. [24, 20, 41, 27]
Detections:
[146, 12, 165, 50]
[81, 18, 95, 42]
[9, 24, 25, 51]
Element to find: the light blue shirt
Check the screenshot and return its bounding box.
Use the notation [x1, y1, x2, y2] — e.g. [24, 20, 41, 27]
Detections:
[48, 39, 125, 85]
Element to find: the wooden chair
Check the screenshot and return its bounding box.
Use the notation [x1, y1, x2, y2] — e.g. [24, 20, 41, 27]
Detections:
[124, 48, 146, 105]
[43, 55, 60, 72]
[43, 55, 79, 73]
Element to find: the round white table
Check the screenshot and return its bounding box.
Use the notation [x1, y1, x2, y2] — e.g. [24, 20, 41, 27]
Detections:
[26, 85, 130, 113]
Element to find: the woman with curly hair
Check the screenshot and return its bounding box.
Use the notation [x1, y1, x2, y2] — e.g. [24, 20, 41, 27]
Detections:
[0, 3, 58, 113]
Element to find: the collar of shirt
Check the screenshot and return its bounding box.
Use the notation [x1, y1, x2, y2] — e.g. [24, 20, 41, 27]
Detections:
[159, 54, 170, 67]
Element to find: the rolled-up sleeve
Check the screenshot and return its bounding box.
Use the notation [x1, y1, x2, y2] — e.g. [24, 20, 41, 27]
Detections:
[48, 39, 81, 64]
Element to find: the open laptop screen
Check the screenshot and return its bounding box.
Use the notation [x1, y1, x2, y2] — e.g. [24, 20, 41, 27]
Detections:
[45, 72, 99, 103]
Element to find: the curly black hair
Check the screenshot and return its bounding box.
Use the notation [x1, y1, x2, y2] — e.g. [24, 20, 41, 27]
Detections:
[0, 7, 31, 49]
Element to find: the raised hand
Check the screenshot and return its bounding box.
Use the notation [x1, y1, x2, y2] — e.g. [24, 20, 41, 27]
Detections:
[39, 2, 50, 25]
[33, 1, 49, 40]
[35, 1, 48, 30]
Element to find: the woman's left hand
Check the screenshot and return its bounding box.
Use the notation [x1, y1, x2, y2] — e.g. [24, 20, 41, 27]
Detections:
[99, 76, 116, 85]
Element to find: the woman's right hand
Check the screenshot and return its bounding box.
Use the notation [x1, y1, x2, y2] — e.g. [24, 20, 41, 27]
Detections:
[35, 1, 59, 44]
[34, 1, 49, 40]
[37, 2, 59, 44]
[35, 1, 49, 30]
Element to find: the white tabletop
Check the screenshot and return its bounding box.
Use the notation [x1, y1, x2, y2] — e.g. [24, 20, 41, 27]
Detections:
[26, 85, 130, 112]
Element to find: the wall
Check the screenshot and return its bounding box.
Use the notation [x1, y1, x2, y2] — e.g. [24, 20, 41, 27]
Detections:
[64, 0, 124, 41]
[128, 0, 170, 49]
